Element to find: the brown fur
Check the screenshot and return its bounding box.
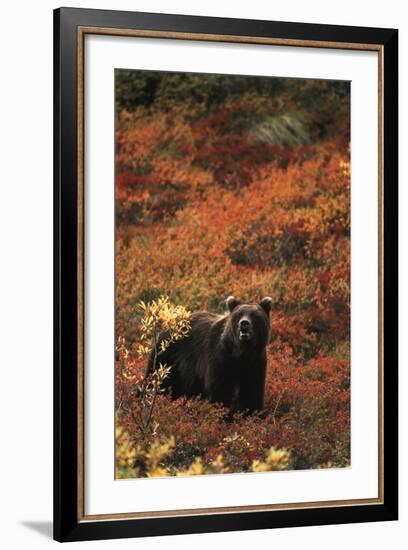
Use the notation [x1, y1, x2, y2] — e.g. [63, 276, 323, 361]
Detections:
[146, 296, 272, 413]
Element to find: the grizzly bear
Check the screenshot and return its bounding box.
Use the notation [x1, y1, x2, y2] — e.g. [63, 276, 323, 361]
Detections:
[146, 296, 272, 414]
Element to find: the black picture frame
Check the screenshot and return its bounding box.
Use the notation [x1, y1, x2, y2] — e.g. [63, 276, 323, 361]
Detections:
[54, 7, 398, 542]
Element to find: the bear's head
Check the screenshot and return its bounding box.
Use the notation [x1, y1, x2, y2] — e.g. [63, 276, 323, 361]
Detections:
[225, 295, 272, 351]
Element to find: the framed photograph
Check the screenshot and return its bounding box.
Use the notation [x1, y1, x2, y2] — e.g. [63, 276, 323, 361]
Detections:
[54, 7, 398, 542]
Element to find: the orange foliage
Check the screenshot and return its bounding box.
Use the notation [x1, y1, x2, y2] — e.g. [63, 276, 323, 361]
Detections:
[114, 88, 350, 474]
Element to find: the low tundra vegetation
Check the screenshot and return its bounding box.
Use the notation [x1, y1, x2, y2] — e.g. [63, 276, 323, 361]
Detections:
[115, 72, 350, 478]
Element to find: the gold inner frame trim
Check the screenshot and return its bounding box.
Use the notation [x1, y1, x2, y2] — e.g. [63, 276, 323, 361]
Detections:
[76, 26, 384, 523]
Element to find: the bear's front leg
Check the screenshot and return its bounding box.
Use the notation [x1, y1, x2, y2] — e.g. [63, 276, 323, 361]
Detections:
[207, 382, 235, 409]
[205, 364, 235, 410]
[238, 361, 266, 414]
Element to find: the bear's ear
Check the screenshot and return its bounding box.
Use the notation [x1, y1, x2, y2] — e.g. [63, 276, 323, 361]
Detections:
[226, 296, 240, 312]
[259, 296, 273, 315]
